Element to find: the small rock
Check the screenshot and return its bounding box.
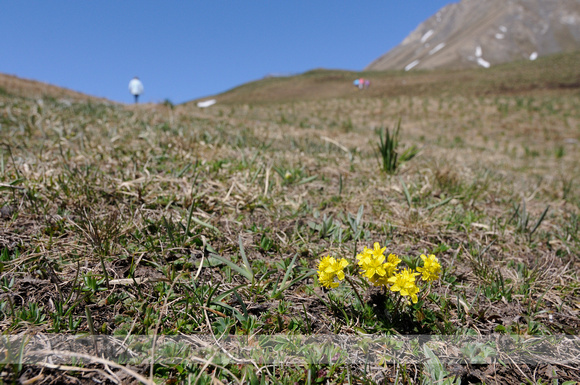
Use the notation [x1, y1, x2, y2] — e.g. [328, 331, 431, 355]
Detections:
[0, 205, 16, 219]
[544, 365, 558, 378]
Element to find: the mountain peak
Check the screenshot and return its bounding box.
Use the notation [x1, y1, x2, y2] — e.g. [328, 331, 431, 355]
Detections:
[366, 0, 580, 71]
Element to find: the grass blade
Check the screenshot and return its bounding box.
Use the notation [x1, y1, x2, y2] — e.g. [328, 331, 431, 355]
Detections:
[272, 254, 298, 298]
[426, 196, 453, 211]
[238, 234, 254, 282]
[208, 254, 254, 281]
[278, 270, 316, 293]
[205, 282, 221, 308]
[176, 162, 192, 178]
[190, 216, 221, 234]
[183, 203, 195, 242]
[214, 283, 250, 302]
[297, 175, 318, 185]
[399, 177, 412, 209]
[356, 204, 364, 226]
[233, 289, 248, 318]
[529, 205, 550, 237]
[162, 216, 176, 247]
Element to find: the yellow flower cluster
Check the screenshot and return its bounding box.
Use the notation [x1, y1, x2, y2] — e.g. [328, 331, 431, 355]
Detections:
[317, 256, 349, 288]
[317, 243, 441, 304]
[388, 268, 420, 303]
[355, 243, 441, 304]
[356, 242, 418, 303]
[356, 243, 401, 287]
[416, 254, 442, 282]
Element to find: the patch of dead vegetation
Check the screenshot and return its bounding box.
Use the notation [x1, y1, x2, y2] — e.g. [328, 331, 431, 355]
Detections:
[1, 55, 579, 383]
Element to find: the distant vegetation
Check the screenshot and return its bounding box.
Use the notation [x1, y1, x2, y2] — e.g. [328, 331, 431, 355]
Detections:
[186, 51, 580, 105]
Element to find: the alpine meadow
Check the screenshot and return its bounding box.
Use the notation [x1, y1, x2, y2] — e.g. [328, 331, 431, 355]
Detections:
[1, 51, 580, 384]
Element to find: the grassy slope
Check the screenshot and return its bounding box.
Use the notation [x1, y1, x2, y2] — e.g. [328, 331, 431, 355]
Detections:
[1, 51, 579, 383]
[0, 73, 112, 103]
[184, 51, 580, 105]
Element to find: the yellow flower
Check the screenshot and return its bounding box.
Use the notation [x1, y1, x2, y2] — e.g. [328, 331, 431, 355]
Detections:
[355, 246, 372, 266]
[388, 269, 421, 303]
[357, 242, 390, 280]
[362, 254, 386, 279]
[385, 253, 401, 276]
[416, 254, 441, 282]
[370, 242, 387, 259]
[387, 253, 401, 266]
[317, 256, 349, 289]
[369, 274, 390, 287]
[405, 283, 420, 304]
[368, 253, 401, 287]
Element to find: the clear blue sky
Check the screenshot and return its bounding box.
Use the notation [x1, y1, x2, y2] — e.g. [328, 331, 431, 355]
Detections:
[1, 1, 453, 104]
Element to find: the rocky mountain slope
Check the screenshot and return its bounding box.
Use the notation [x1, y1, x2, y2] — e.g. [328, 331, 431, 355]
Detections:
[366, 0, 580, 71]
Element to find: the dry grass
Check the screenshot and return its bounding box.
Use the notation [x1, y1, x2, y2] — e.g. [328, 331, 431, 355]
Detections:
[1, 52, 579, 384]
[186, 51, 580, 105]
[0, 73, 111, 103]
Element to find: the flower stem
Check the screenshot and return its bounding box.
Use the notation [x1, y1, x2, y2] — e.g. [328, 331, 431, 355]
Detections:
[344, 276, 365, 308]
[394, 293, 403, 319]
[420, 282, 432, 301]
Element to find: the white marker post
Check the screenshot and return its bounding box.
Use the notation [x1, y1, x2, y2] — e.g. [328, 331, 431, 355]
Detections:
[129, 77, 144, 104]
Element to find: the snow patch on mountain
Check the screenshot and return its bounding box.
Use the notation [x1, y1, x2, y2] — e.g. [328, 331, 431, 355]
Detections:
[421, 30, 435, 43]
[429, 43, 446, 55]
[405, 60, 420, 71]
[477, 58, 490, 68]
